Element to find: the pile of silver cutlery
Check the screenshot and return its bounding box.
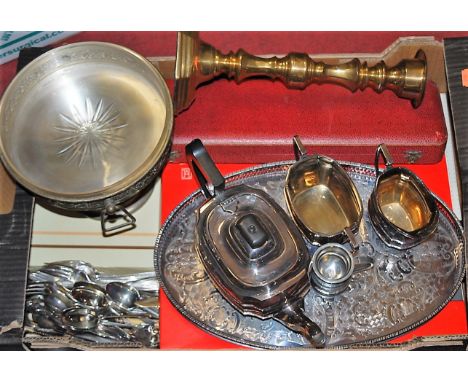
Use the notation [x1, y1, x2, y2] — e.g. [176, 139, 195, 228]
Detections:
[25, 261, 159, 348]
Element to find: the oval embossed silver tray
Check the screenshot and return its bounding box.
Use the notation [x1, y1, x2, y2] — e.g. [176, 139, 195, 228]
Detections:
[154, 161, 465, 349]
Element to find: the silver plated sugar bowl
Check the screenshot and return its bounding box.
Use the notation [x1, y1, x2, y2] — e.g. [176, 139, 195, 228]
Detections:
[368, 144, 439, 250]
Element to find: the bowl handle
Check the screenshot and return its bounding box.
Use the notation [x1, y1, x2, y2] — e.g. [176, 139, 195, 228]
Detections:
[344, 227, 374, 273]
[100, 205, 136, 237]
[185, 139, 225, 199]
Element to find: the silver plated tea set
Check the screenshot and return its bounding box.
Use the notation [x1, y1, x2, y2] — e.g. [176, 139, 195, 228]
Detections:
[156, 138, 464, 349]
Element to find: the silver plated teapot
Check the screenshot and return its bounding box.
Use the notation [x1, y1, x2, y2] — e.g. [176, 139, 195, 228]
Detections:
[186, 139, 325, 347]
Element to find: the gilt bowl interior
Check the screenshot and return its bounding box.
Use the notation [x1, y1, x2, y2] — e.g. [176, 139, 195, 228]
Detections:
[286, 156, 362, 236]
[375, 172, 434, 233]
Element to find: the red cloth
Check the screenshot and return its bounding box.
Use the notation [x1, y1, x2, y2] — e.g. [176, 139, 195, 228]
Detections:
[173, 80, 446, 164]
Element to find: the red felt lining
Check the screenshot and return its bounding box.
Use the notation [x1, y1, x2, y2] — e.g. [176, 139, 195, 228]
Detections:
[172, 79, 446, 164]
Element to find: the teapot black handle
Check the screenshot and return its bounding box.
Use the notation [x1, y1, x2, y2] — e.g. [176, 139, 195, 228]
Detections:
[185, 139, 225, 199]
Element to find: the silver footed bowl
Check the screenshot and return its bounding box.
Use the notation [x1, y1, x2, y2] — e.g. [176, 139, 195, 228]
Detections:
[0, 42, 173, 211]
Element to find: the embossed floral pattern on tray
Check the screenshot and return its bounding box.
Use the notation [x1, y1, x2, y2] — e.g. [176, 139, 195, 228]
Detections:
[155, 161, 465, 349]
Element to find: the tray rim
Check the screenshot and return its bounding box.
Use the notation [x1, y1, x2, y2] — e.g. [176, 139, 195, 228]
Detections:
[154, 160, 466, 350]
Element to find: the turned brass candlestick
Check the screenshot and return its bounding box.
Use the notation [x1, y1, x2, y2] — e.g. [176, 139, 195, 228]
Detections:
[174, 32, 427, 114]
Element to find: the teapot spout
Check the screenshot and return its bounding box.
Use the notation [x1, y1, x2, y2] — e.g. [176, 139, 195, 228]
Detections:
[275, 300, 326, 348]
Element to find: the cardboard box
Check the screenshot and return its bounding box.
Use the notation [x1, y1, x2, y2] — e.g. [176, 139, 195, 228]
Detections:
[1, 32, 468, 350]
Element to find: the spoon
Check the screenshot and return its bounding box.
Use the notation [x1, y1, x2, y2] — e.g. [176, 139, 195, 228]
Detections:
[44, 283, 80, 314]
[71, 282, 108, 311]
[105, 282, 140, 312]
[94, 324, 132, 341]
[74, 332, 120, 344]
[46, 260, 96, 276]
[98, 271, 157, 285]
[41, 264, 93, 285]
[134, 296, 159, 319]
[102, 314, 153, 328]
[31, 307, 66, 334]
[62, 307, 150, 333]
[106, 283, 160, 318]
[62, 307, 99, 331]
[25, 295, 45, 313]
[131, 324, 159, 348]
[76, 322, 132, 343]
[74, 324, 132, 343]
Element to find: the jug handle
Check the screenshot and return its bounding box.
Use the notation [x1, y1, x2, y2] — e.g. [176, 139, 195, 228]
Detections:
[374, 143, 394, 176]
[344, 227, 359, 251]
[344, 227, 374, 273]
[275, 300, 326, 348]
[185, 139, 225, 199]
[293, 135, 308, 161]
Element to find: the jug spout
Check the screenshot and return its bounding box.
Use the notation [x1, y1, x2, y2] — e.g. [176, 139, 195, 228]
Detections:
[275, 301, 326, 348]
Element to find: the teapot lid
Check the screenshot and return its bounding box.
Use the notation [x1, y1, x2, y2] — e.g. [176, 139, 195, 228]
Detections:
[196, 184, 310, 317]
[186, 139, 311, 318]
